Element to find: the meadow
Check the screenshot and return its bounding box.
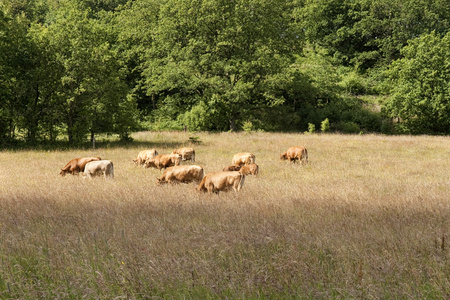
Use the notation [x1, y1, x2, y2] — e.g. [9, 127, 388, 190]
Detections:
[0, 131, 449, 299]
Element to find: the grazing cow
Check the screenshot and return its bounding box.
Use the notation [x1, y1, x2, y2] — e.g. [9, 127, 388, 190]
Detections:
[144, 154, 182, 171]
[172, 147, 195, 162]
[239, 163, 259, 176]
[223, 164, 241, 172]
[84, 160, 114, 179]
[133, 149, 158, 166]
[232, 152, 256, 166]
[60, 157, 101, 176]
[157, 165, 204, 185]
[196, 171, 245, 194]
[280, 146, 308, 164]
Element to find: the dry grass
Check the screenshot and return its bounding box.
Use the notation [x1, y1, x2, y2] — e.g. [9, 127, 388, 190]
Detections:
[0, 132, 449, 298]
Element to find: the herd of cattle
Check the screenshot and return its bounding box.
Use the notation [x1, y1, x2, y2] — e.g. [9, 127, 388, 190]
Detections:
[59, 146, 308, 193]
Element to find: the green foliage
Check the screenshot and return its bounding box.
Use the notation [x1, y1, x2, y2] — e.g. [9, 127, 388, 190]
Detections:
[385, 31, 450, 134]
[306, 123, 316, 134]
[137, 0, 302, 131]
[321, 118, 330, 133]
[2, 0, 450, 145]
[299, 0, 450, 70]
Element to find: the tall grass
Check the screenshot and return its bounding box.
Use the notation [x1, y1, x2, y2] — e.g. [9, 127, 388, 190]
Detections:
[0, 132, 449, 298]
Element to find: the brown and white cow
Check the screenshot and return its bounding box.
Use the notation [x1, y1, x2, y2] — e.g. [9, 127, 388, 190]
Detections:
[60, 157, 101, 176]
[231, 152, 256, 166]
[172, 147, 195, 162]
[133, 149, 158, 166]
[196, 171, 245, 194]
[280, 146, 308, 164]
[144, 154, 182, 171]
[157, 165, 204, 185]
[84, 160, 114, 179]
[239, 163, 259, 176]
[222, 164, 241, 172]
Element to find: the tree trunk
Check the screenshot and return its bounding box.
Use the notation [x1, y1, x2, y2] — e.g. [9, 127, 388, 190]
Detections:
[229, 117, 237, 132]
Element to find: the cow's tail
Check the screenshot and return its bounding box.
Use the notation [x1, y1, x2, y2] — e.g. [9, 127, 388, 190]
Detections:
[108, 162, 114, 179]
[304, 148, 308, 164]
[192, 150, 196, 162]
[196, 176, 207, 192]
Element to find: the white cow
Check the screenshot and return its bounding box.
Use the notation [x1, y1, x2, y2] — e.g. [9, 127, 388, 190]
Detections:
[84, 160, 114, 179]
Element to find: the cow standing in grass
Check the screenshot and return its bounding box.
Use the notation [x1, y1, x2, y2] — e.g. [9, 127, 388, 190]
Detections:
[84, 160, 114, 179]
[239, 163, 259, 176]
[133, 149, 158, 166]
[60, 157, 101, 176]
[280, 146, 308, 164]
[157, 165, 204, 185]
[172, 147, 195, 162]
[197, 171, 245, 194]
[144, 154, 182, 171]
[232, 152, 255, 166]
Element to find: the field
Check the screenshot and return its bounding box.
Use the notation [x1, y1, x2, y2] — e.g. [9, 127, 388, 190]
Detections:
[0, 132, 449, 299]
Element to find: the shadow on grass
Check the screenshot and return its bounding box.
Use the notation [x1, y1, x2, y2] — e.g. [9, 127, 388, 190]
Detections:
[0, 139, 189, 152]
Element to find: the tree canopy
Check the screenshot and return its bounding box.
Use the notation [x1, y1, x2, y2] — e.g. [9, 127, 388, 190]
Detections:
[1, 0, 449, 146]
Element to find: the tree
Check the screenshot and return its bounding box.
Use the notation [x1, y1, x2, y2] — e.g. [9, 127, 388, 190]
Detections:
[140, 0, 302, 131]
[299, 0, 450, 71]
[385, 31, 450, 134]
[46, 1, 138, 143]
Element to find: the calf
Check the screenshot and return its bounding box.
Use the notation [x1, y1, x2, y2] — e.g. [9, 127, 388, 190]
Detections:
[84, 160, 114, 179]
[232, 152, 255, 166]
[280, 146, 308, 164]
[196, 171, 245, 194]
[133, 149, 158, 166]
[144, 154, 182, 171]
[239, 163, 259, 176]
[172, 147, 195, 162]
[157, 165, 204, 185]
[60, 157, 101, 176]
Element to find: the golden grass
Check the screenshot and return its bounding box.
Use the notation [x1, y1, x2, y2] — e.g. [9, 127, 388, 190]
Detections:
[0, 132, 449, 298]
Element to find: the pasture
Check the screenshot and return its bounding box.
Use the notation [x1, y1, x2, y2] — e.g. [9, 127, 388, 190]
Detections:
[0, 132, 449, 298]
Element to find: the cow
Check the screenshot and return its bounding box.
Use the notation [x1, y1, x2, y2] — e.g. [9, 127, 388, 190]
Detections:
[84, 160, 114, 179]
[223, 164, 241, 172]
[231, 152, 256, 166]
[172, 147, 195, 162]
[280, 146, 308, 164]
[239, 163, 259, 176]
[196, 171, 245, 194]
[157, 165, 204, 185]
[144, 154, 182, 171]
[60, 157, 101, 176]
[133, 149, 158, 166]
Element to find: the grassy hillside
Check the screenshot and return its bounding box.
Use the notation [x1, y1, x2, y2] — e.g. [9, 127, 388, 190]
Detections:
[0, 132, 449, 298]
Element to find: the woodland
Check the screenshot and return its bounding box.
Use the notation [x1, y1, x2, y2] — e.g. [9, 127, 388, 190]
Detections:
[1, 0, 450, 146]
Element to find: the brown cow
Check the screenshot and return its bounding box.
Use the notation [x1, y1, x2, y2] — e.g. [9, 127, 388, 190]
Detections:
[280, 146, 308, 164]
[222, 164, 241, 172]
[196, 171, 245, 194]
[157, 165, 204, 185]
[60, 157, 101, 176]
[144, 154, 182, 171]
[133, 149, 158, 166]
[239, 163, 259, 176]
[172, 147, 195, 162]
[232, 152, 256, 166]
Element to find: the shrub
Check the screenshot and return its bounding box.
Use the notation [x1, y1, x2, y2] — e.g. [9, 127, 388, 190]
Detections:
[321, 118, 330, 133]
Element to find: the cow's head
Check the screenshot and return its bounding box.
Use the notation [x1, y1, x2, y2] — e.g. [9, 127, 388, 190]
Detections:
[156, 178, 167, 185]
[60, 169, 68, 176]
[173, 154, 182, 165]
[280, 153, 287, 160]
[144, 160, 156, 168]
